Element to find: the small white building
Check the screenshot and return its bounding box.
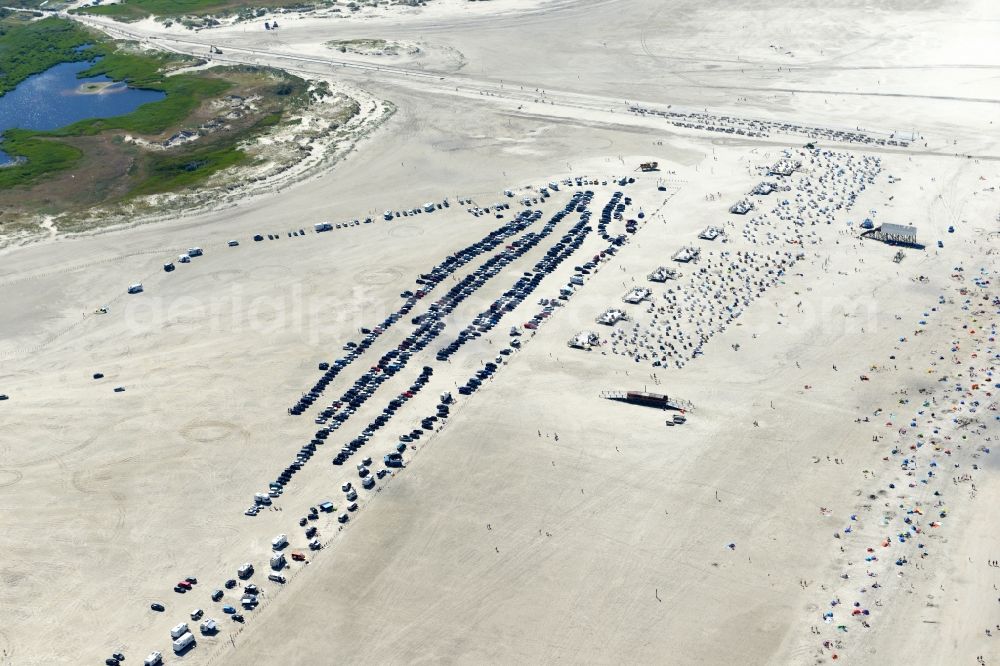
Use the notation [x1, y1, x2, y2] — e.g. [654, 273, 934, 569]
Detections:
[752, 181, 777, 196]
[672, 246, 701, 263]
[729, 200, 753, 215]
[768, 159, 800, 177]
[622, 288, 652, 305]
[597, 308, 628, 325]
[699, 226, 724, 241]
[567, 331, 600, 350]
[647, 266, 679, 282]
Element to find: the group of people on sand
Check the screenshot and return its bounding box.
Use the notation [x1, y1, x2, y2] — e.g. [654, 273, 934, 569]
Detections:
[605, 148, 881, 371]
[814, 276, 999, 661]
[608, 249, 795, 367]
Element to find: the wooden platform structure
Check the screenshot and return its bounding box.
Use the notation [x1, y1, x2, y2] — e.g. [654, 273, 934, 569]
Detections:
[862, 223, 920, 247]
[600, 390, 694, 412]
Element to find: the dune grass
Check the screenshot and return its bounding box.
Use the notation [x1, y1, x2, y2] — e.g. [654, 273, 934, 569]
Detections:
[0, 131, 82, 188]
[131, 143, 246, 195]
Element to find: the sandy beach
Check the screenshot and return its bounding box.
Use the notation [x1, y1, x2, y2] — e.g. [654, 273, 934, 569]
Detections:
[1, 0, 999, 664]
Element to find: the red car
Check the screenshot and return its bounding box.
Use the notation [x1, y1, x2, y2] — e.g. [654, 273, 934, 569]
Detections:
[177, 581, 192, 590]
[524, 322, 537, 330]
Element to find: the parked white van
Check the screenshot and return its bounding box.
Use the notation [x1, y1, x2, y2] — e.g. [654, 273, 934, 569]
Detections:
[172, 631, 195, 653]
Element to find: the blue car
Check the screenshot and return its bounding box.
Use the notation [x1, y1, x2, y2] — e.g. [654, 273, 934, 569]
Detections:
[223, 605, 236, 614]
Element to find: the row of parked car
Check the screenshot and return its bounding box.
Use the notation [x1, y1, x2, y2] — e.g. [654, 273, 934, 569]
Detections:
[288, 207, 551, 420]
[265, 207, 590, 502]
[273, 189, 632, 503]
[115, 183, 629, 663]
[271, 185, 635, 508]
[160, 246, 207, 275]
[382, 198, 451, 220]
[597, 191, 630, 244]
[467, 200, 512, 218]
[331, 365, 434, 468]
[122, 182, 642, 666]
[436, 194, 594, 361]
[133, 549, 302, 664]
[312, 191, 636, 530]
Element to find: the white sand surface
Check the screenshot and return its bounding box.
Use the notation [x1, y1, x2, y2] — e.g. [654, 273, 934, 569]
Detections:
[3, 0, 1000, 664]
